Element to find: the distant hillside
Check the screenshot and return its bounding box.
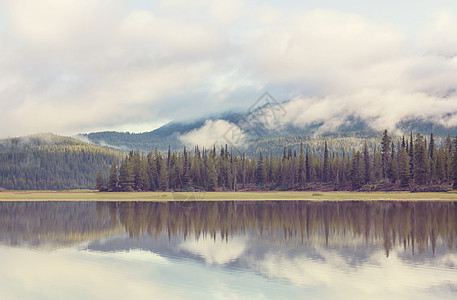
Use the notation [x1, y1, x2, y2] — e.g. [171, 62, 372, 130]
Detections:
[0, 134, 123, 190]
[80, 104, 457, 153]
[79, 111, 244, 152]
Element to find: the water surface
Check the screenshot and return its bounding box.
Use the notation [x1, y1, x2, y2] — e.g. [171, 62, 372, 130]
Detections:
[0, 201, 456, 299]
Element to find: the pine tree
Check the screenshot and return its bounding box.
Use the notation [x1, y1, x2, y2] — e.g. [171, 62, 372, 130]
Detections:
[409, 131, 414, 174]
[363, 141, 371, 184]
[96, 169, 106, 191]
[323, 141, 329, 183]
[159, 158, 169, 191]
[298, 143, 305, 189]
[452, 136, 457, 189]
[207, 156, 218, 191]
[147, 152, 158, 191]
[305, 147, 310, 182]
[107, 162, 118, 192]
[255, 152, 265, 187]
[413, 134, 428, 185]
[119, 159, 134, 192]
[445, 135, 452, 182]
[387, 142, 397, 183]
[429, 133, 436, 183]
[381, 130, 391, 179]
[350, 150, 363, 190]
[398, 148, 410, 187]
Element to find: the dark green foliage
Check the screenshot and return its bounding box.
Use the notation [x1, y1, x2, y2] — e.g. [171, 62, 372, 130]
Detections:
[107, 162, 118, 192]
[255, 152, 265, 187]
[414, 134, 428, 185]
[323, 141, 329, 183]
[398, 148, 410, 187]
[95, 169, 106, 192]
[0, 134, 122, 190]
[159, 158, 169, 191]
[381, 130, 391, 179]
[452, 137, 457, 189]
[363, 142, 371, 184]
[96, 129, 455, 192]
[0, 130, 449, 192]
[350, 151, 363, 190]
[118, 157, 134, 192]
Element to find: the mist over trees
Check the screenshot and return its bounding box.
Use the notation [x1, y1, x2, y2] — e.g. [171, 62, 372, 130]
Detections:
[99, 130, 457, 192]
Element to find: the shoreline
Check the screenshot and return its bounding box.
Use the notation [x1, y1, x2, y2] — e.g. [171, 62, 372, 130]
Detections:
[1, 191, 457, 201]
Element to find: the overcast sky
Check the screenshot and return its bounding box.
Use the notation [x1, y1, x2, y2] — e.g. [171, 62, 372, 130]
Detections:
[1, 0, 457, 138]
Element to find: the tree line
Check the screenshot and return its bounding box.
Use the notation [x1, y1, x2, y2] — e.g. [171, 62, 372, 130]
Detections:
[0, 144, 122, 190]
[97, 130, 457, 192]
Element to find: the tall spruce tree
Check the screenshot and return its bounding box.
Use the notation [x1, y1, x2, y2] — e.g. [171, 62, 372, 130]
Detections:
[305, 147, 311, 182]
[107, 162, 118, 192]
[363, 141, 371, 184]
[398, 148, 410, 187]
[350, 150, 363, 190]
[96, 169, 106, 191]
[381, 130, 391, 179]
[159, 158, 169, 191]
[255, 152, 265, 187]
[452, 136, 457, 189]
[414, 134, 428, 185]
[323, 141, 329, 183]
[119, 158, 134, 192]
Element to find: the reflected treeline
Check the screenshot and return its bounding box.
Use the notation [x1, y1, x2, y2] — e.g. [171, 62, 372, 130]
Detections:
[99, 201, 457, 256]
[0, 202, 118, 247]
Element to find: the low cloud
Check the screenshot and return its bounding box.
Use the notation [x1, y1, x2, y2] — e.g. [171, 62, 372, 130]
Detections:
[1, 2, 457, 137]
[179, 120, 247, 149]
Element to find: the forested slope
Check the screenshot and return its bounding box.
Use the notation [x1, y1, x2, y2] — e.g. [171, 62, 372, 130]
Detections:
[0, 134, 123, 190]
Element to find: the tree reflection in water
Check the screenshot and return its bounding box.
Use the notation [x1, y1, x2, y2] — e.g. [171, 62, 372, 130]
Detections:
[99, 201, 457, 257]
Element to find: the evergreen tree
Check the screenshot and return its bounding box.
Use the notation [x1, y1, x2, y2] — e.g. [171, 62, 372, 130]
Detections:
[363, 141, 371, 184]
[445, 135, 452, 182]
[409, 131, 414, 173]
[95, 169, 106, 191]
[298, 143, 305, 189]
[119, 158, 134, 192]
[323, 141, 329, 182]
[107, 162, 118, 192]
[413, 134, 428, 185]
[350, 150, 363, 190]
[398, 148, 410, 187]
[452, 136, 457, 189]
[255, 152, 265, 187]
[381, 130, 391, 179]
[159, 158, 169, 191]
[207, 156, 218, 191]
[305, 147, 310, 182]
[387, 142, 397, 183]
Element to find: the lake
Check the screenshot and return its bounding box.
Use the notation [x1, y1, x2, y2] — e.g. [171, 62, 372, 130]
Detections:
[0, 201, 456, 299]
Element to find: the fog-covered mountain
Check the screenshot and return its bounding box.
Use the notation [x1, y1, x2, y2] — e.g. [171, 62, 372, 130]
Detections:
[79, 101, 457, 153]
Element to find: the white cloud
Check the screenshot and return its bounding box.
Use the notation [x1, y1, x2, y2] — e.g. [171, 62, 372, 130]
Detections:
[179, 119, 247, 148]
[1, 1, 457, 137]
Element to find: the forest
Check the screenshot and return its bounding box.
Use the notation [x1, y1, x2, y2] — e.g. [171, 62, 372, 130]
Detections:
[98, 130, 457, 192]
[0, 134, 123, 190]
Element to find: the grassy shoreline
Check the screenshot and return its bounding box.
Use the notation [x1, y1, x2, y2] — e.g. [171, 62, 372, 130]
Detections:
[1, 190, 457, 201]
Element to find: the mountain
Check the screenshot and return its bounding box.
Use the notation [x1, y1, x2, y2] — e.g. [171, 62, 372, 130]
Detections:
[78, 111, 245, 152]
[0, 133, 123, 190]
[79, 102, 457, 154]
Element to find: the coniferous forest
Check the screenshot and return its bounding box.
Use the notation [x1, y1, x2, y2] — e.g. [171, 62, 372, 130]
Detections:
[99, 130, 457, 192]
[0, 134, 123, 190]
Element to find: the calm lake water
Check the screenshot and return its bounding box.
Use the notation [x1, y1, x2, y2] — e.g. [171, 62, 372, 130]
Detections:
[0, 201, 456, 299]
